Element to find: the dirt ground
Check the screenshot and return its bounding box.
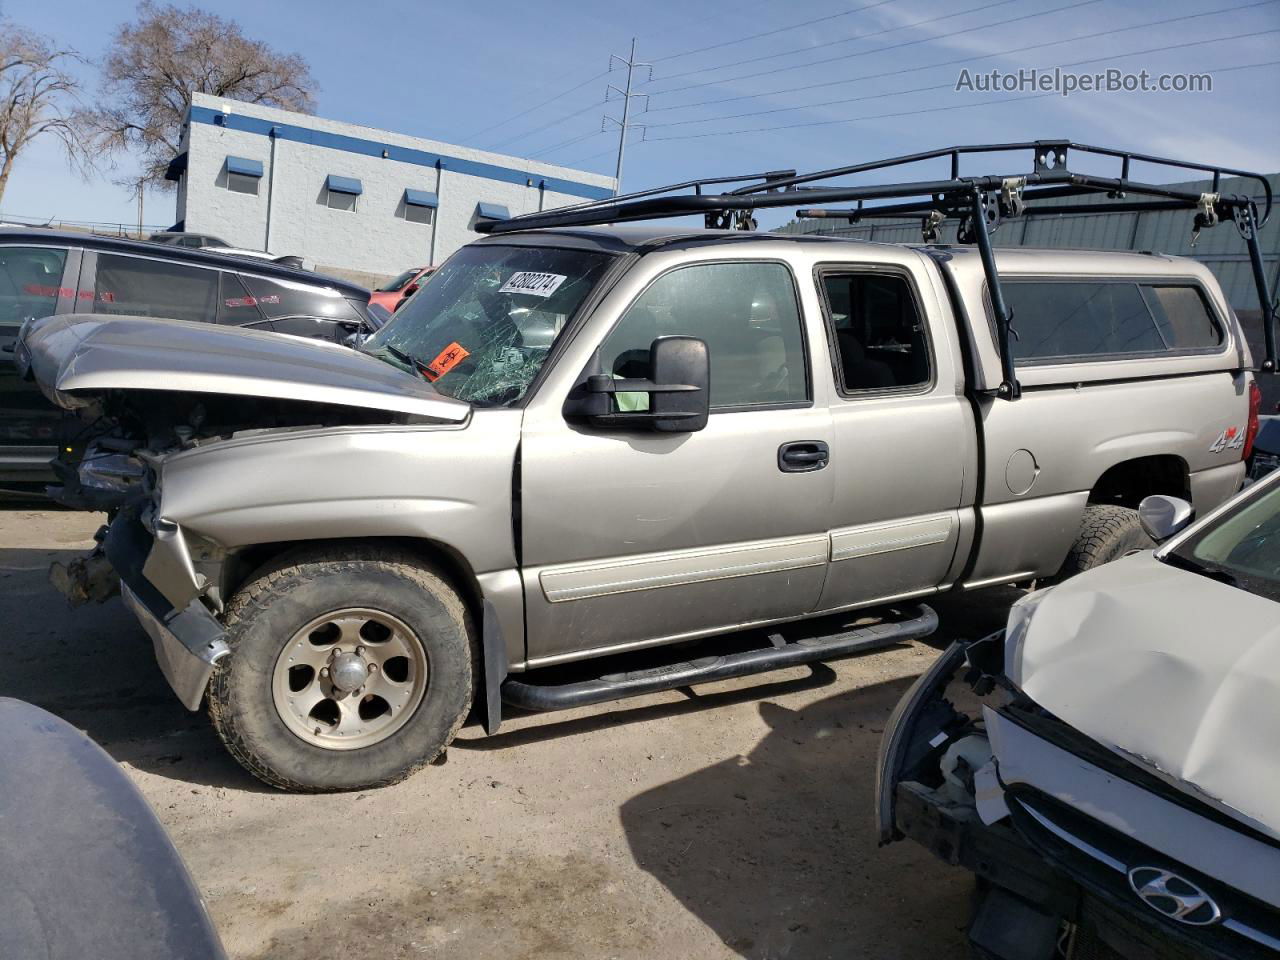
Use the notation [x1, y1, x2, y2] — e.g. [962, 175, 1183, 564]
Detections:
[0, 508, 1018, 960]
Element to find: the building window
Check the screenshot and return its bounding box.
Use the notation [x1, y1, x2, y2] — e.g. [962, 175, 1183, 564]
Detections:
[476, 202, 510, 221]
[325, 174, 363, 212]
[225, 156, 263, 196]
[403, 189, 437, 225]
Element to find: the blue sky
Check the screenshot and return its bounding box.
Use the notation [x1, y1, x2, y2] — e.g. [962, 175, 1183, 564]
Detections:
[2, 0, 1278, 230]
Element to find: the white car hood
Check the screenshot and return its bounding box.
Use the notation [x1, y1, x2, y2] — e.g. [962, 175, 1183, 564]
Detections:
[19, 314, 469, 422]
[1009, 551, 1280, 839]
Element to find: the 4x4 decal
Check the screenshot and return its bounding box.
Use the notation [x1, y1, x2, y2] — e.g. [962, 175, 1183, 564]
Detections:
[1209, 426, 1244, 453]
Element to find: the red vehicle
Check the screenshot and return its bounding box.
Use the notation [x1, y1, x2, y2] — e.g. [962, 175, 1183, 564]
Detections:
[369, 265, 434, 312]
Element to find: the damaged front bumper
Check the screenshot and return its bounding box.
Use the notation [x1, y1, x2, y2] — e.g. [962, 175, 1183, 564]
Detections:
[103, 505, 229, 711]
[877, 639, 1280, 960]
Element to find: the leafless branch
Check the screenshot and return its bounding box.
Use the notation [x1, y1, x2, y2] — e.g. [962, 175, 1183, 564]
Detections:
[78, 1, 318, 191]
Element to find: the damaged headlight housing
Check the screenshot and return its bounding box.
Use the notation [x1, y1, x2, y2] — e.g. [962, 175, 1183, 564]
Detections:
[1002, 586, 1054, 685]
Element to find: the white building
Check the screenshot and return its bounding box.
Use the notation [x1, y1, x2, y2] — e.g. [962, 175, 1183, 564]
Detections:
[166, 92, 616, 281]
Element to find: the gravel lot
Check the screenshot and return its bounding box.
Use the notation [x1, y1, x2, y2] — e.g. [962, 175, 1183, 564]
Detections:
[0, 507, 1017, 960]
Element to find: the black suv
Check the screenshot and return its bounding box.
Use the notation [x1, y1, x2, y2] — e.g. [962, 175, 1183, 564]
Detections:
[1, 228, 376, 499]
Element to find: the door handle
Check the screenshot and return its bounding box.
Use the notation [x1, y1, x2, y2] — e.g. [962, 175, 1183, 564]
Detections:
[778, 440, 830, 473]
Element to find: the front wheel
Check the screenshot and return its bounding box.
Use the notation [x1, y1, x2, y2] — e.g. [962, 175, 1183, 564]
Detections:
[207, 547, 476, 792]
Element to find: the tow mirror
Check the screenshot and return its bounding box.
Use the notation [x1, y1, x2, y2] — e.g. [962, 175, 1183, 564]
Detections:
[566, 336, 710, 433]
[1138, 495, 1194, 542]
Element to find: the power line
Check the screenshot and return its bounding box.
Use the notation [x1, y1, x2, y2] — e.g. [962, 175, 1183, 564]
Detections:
[642, 24, 1280, 130]
[645, 0, 1103, 99]
[463, 69, 611, 144]
[642, 56, 1280, 142]
[558, 146, 617, 169]
[651, 0, 1020, 86]
[528, 129, 604, 159]
[486, 98, 606, 152]
[644, 0, 1279, 113]
[650, 0, 902, 63]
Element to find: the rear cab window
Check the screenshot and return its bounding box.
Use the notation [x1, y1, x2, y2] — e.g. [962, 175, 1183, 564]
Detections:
[1001, 279, 1223, 363]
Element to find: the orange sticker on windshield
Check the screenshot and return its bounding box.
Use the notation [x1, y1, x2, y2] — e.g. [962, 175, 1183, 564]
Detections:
[421, 342, 470, 381]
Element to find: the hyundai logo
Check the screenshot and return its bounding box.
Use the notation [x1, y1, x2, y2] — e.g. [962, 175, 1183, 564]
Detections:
[1128, 866, 1222, 926]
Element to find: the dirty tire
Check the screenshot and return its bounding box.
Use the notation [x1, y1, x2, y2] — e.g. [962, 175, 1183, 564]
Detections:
[207, 546, 476, 792]
[1054, 504, 1154, 581]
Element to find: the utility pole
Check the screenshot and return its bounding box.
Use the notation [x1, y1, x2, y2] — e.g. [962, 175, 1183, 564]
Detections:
[604, 39, 651, 196]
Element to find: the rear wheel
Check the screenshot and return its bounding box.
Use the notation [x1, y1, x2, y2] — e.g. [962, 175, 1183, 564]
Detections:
[207, 547, 476, 792]
[1053, 504, 1154, 580]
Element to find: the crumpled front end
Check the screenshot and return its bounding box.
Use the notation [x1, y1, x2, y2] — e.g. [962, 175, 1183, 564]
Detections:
[103, 495, 230, 712]
[876, 608, 1280, 960]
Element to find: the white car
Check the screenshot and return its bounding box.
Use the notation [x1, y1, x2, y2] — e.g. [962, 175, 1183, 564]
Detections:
[879, 469, 1280, 960]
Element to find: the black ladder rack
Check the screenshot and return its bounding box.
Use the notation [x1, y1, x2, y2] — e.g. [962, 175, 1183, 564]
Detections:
[477, 141, 1276, 398]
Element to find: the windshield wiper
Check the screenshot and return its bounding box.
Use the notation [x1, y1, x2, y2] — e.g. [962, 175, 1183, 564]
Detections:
[363, 342, 427, 378]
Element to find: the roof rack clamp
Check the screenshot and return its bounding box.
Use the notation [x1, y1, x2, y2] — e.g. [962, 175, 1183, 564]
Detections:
[999, 177, 1027, 219]
[1191, 192, 1220, 247]
[921, 209, 945, 243]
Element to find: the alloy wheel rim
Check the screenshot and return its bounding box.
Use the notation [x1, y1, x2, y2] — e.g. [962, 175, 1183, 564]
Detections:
[271, 608, 429, 750]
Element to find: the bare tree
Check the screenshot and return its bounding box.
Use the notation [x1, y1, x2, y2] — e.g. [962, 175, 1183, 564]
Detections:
[0, 22, 88, 208]
[82, 1, 317, 188]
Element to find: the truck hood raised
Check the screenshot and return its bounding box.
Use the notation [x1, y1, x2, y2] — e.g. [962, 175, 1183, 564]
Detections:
[1008, 551, 1280, 839]
[18, 314, 470, 422]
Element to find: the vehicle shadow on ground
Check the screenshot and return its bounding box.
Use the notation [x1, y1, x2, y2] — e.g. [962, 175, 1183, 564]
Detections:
[0, 546, 273, 793]
[617, 677, 974, 960]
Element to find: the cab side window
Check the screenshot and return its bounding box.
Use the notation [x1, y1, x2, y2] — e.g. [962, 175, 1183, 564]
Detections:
[93, 254, 220, 323]
[599, 261, 808, 409]
[820, 272, 930, 392]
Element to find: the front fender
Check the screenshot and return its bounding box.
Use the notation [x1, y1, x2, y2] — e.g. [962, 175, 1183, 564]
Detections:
[157, 414, 522, 579]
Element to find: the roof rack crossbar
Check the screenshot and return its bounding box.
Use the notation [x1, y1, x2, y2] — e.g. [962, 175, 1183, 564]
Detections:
[475, 141, 1275, 392]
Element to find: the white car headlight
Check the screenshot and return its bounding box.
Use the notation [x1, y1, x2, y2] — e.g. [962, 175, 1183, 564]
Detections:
[1003, 586, 1054, 684]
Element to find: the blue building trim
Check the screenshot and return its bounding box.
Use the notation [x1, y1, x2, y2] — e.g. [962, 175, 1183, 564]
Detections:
[190, 106, 613, 201]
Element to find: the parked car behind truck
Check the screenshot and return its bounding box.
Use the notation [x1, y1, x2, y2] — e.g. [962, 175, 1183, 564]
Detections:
[0, 228, 377, 500]
[17, 143, 1274, 791]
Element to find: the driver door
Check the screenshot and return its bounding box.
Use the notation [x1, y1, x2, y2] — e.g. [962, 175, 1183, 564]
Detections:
[518, 257, 835, 665]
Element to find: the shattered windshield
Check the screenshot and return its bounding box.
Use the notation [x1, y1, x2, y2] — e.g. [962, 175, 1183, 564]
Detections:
[1171, 477, 1280, 603]
[362, 245, 614, 406]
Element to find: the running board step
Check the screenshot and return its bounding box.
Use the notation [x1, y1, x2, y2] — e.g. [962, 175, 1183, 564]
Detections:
[500, 604, 938, 712]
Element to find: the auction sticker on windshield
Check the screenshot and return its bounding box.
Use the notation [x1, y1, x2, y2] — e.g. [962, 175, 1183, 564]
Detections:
[421, 342, 471, 381]
[499, 272, 567, 298]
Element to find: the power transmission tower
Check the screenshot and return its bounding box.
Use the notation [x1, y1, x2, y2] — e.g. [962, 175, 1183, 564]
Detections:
[604, 39, 651, 195]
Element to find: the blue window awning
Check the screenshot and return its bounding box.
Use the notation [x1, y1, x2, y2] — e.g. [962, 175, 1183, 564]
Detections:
[476, 202, 510, 220]
[404, 189, 438, 208]
[226, 156, 263, 177]
[326, 174, 363, 195]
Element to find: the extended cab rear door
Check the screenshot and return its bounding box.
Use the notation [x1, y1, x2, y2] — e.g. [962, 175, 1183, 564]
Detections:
[808, 248, 975, 611]
[518, 250, 835, 666]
